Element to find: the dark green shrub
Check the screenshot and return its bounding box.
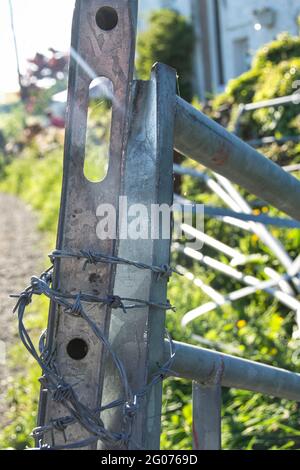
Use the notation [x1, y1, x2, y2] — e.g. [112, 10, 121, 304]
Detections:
[136, 9, 194, 101]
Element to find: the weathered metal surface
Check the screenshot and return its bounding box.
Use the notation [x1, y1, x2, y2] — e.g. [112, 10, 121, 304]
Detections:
[100, 64, 177, 450]
[166, 341, 300, 402]
[174, 96, 300, 221]
[38, 0, 137, 448]
[192, 381, 222, 450]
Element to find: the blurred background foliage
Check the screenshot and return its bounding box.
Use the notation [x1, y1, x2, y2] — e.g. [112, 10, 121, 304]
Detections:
[0, 10, 300, 450]
[136, 9, 195, 101]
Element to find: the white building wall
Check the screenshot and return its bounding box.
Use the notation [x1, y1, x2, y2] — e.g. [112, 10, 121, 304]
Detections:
[138, 0, 300, 98]
[219, 0, 300, 84]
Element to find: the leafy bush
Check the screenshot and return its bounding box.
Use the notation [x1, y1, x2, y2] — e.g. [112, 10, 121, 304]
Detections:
[0, 104, 26, 141]
[136, 9, 194, 101]
[253, 59, 300, 136]
[210, 34, 300, 140]
[253, 33, 300, 69]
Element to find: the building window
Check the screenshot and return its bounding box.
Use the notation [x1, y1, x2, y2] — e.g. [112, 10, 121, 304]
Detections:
[233, 37, 249, 77]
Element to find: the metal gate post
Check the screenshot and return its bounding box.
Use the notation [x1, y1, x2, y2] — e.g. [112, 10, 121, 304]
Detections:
[192, 381, 222, 450]
[37, 0, 137, 448]
[100, 63, 177, 450]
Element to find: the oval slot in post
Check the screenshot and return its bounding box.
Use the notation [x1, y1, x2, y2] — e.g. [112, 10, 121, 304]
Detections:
[84, 77, 113, 183]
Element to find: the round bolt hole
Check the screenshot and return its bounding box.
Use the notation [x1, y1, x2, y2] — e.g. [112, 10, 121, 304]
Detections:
[67, 338, 88, 360]
[95, 6, 118, 31]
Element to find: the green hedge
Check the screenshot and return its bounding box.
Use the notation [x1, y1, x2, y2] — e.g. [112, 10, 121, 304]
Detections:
[253, 33, 300, 69]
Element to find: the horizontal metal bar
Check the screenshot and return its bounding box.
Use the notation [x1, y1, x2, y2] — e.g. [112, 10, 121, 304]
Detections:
[174, 96, 300, 221]
[165, 340, 300, 402]
[242, 94, 300, 112]
[175, 195, 300, 229]
[246, 136, 300, 148]
[203, 205, 300, 229]
[173, 163, 209, 181]
[284, 164, 300, 173]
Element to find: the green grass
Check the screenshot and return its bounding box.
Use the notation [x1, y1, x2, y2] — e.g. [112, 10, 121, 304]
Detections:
[0, 295, 49, 449]
[0, 141, 60, 449]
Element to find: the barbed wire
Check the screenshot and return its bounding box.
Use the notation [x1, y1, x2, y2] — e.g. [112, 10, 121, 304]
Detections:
[12, 249, 177, 450]
[50, 249, 182, 279]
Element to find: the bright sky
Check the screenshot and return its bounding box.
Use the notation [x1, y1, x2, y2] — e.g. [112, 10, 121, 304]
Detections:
[0, 0, 76, 94]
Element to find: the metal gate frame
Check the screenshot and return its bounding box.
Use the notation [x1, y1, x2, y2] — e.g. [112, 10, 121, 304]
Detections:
[13, 0, 300, 451]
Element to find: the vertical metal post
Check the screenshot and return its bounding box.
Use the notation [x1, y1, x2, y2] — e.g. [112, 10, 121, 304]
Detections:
[192, 381, 222, 450]
[37, 0, 137, 448]
[100, 63, 177, 450]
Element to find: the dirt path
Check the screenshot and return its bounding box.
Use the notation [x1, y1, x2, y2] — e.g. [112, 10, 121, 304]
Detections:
[0, 193, 45, 418]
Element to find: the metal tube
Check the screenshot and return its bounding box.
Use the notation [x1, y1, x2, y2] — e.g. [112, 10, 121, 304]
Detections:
[247, 136, 300, 147]
[284, 164, 300, 173]
[166, 340, 300, 402]
[175, 196, 300, 229]
[243, 94, 300, 111]
[174, 97, 300, 221]
[192, 381, 222, 450]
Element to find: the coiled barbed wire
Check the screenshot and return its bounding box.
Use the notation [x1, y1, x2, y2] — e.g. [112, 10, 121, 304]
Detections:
[12, 250, 177, 450]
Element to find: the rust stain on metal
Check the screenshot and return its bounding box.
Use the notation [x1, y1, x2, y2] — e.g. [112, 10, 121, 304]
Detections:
[211, 144, 230, 167]
[192, 421, 200, 450]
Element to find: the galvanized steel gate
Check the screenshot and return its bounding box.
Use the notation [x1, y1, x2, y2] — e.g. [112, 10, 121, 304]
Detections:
[14, 0, 300, 450]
